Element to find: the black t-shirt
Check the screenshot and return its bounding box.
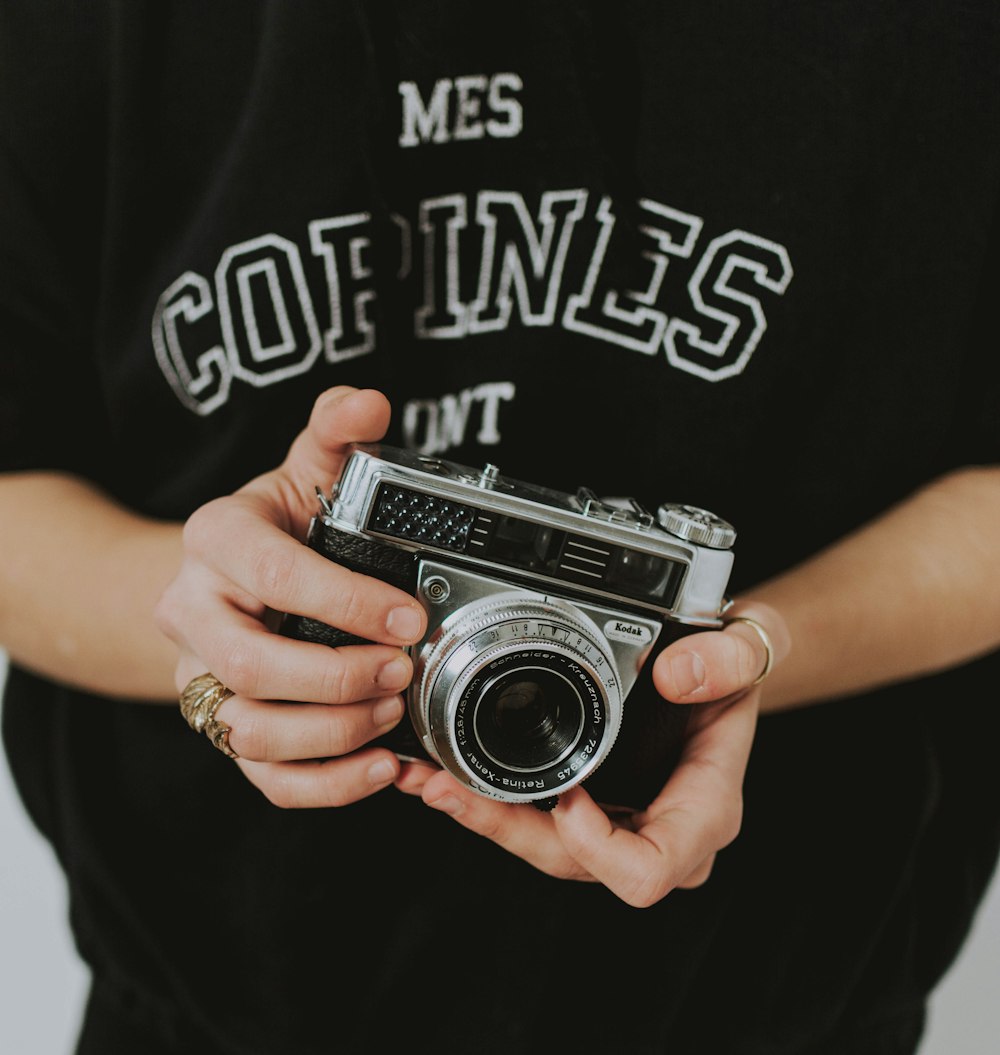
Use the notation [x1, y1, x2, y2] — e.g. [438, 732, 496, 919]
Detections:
[2, 3, 999, 1053]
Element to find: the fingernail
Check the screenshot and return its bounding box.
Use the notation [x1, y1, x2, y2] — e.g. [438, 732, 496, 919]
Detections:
[668, 652, 705, 697]
[428, 793, 464, 817]
[373, 696, 404, 728]
[386, 606, 423, 642]
[368, 758, 397, 786]
[377, 655, 411, 690]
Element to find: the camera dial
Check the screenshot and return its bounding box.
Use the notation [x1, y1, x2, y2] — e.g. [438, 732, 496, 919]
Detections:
[656, 503, 737, 549]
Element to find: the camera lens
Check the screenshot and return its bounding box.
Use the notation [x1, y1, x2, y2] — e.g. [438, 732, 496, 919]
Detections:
[413, 590, 624, 803]
[475, 669, 583, 770]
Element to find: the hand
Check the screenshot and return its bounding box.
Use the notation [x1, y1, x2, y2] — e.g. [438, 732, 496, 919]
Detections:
[155, 387, 427, 807]
[395, 603, 790, 907]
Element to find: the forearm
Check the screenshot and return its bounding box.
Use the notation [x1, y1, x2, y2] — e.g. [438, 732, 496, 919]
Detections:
[751, 465, 1000, 713]
[0, 472, 182, 701]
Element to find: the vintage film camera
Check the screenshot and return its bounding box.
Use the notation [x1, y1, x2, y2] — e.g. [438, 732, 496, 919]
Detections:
[281, 444, 736, 812]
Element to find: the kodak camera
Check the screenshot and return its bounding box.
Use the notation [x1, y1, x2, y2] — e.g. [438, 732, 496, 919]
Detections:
[281, 444, 736, 812]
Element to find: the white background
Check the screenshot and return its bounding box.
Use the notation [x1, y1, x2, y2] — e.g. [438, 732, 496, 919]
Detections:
[1, 650, 998, 1054]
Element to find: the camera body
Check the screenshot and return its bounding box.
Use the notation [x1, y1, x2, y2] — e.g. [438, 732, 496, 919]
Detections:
[281, 444, 736, 812]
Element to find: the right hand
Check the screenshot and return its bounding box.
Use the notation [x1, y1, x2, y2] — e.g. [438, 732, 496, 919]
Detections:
[155, 387, 427, 807]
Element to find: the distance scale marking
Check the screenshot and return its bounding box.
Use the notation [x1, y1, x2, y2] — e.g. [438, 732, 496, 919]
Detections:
[460, 618, 617, 688]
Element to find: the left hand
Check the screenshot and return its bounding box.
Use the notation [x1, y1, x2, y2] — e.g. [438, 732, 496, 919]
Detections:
[395, 602, 789, 907]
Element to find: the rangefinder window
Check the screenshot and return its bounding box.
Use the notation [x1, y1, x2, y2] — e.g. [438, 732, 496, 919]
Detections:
[367, 484, 686, 605]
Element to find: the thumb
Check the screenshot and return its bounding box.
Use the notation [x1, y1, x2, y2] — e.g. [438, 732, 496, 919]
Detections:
[264, 386, 392, 531]
[652, 601, 790, 704]
[284, 386, 392, 481]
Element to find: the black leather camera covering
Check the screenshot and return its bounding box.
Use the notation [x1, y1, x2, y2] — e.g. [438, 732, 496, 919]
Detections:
[581, 622, 694, 812]
[280, 520, 696, 811]
[279, 523, 428, 759]
[281, 523, 419, 648]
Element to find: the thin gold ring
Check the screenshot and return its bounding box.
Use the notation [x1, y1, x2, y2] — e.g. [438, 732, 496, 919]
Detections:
[179, 672, 239, 759]
[724, 616, 774, 686]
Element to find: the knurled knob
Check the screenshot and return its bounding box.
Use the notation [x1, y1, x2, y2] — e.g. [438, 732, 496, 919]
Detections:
[656, 503, 737, 549]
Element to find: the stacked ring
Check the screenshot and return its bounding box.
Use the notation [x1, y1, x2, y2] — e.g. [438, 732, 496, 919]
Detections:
[179, 672, 239, 758]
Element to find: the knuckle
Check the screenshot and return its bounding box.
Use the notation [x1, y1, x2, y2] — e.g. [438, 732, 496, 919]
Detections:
[547, 857, 586, 883]
[686, 761, 745, 848]
[252, 540, 299, 605]
[703, 795, 743, 850]
[317, 652, 354, 703]
[216, 637, 264, 698]
[475, 811, 510, 844]
[719, 798, 744, 847]
[153, 584, 183, 639]
[263, 771, 300, 809]
[231, 709, 270, 761]
[319, 710, 354, 758]
[688, 858, 716, 888]
[261, 757, 363, 810]
[621, 873, 669, 909]
[736, 637, 761, 686]
[182, 498, 229, 557]
[317, 765, 357, 807]
[336, 571, 377, 633]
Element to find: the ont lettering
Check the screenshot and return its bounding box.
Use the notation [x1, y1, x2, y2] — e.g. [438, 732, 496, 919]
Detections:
[402, 382, 516, 455]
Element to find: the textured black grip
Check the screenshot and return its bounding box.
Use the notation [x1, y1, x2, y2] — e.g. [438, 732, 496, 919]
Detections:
[583, 620, 701, 812]
[279, 523, 418, 647]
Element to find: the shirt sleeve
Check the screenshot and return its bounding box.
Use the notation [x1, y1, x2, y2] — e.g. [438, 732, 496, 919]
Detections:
[0, 1, 114, 476]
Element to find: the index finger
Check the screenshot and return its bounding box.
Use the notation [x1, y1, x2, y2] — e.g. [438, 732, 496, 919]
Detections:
[184, 498, 426, 646]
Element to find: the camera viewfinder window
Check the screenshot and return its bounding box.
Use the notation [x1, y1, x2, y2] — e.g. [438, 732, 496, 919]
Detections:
[557, 535, 683, 607]
[604, 547, 682, 605]
[487, 515, 559, 568]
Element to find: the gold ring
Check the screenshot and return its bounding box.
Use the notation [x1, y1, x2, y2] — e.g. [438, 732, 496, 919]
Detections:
[724, 616, 774, 686]
[179, 672, 239, 759]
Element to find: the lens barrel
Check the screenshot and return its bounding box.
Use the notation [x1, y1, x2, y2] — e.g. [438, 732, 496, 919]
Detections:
[412, 596, 622, 803]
